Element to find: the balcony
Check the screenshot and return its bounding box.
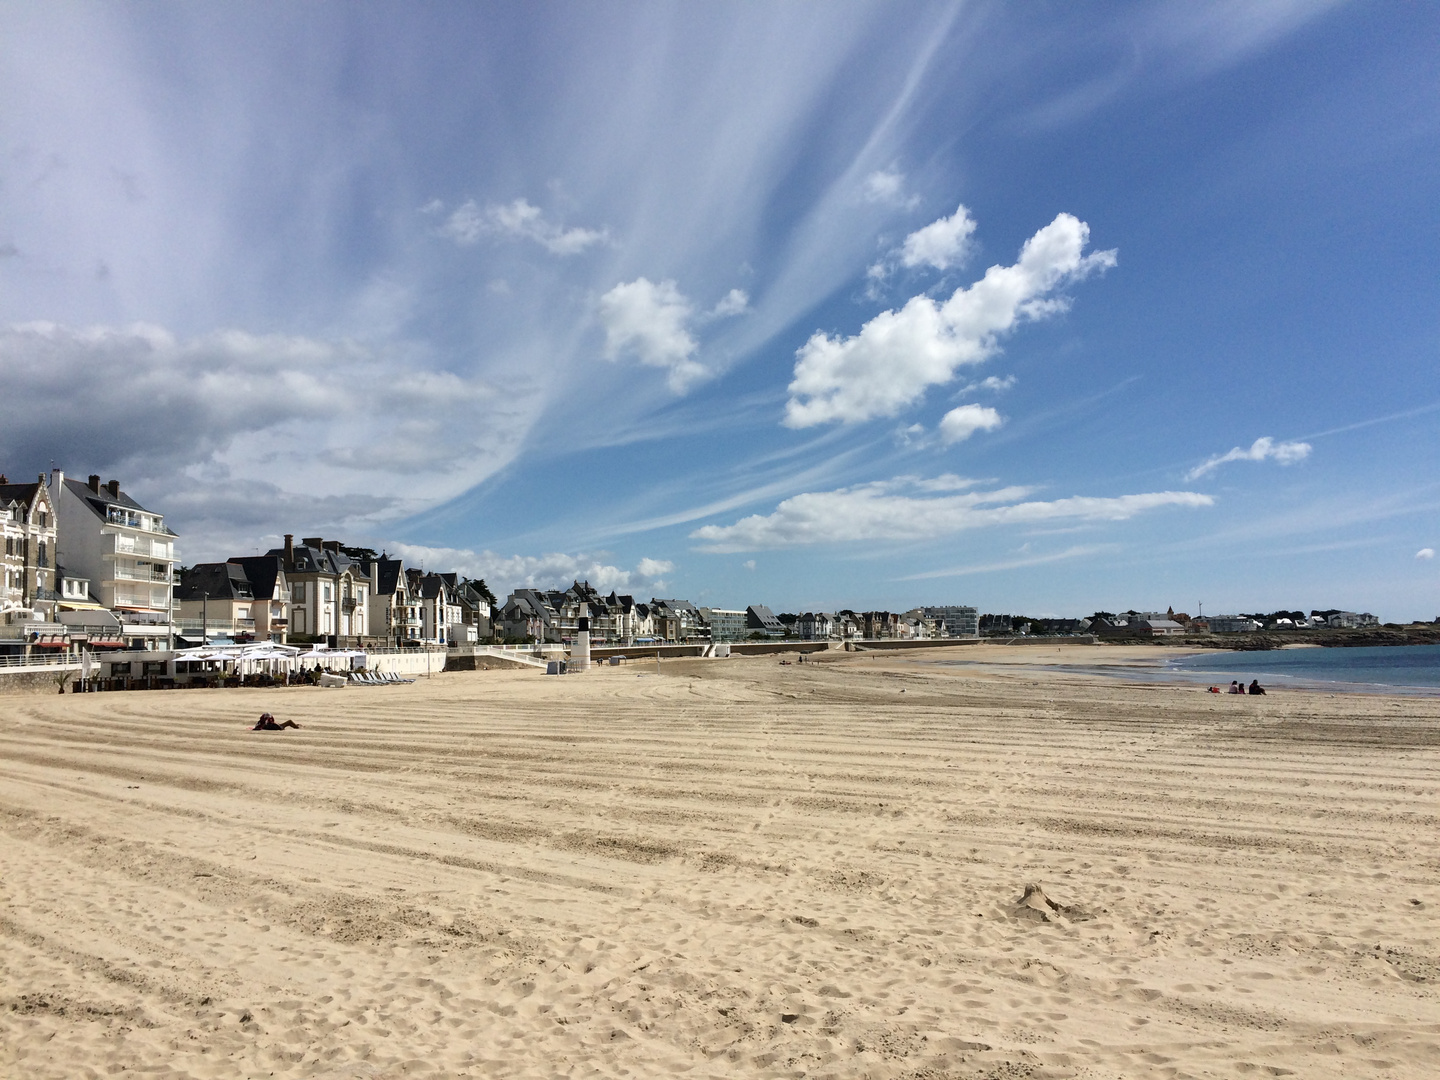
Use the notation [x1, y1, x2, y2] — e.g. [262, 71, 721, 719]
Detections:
[342, 598, 358, 613]
[174, 617, 255, 633]
[111, 566, 172, 583]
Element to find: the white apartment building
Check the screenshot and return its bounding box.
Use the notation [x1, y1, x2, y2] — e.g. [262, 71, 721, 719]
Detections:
[53, 472, 178, 650]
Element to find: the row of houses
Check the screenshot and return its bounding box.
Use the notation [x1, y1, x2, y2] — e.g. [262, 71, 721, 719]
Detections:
[492, 587, 982, 645]
[175, 535, 495, 648]
[1, 468, 499, 657]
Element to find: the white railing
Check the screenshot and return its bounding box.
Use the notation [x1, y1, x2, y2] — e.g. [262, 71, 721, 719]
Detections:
[112, 567, 171, 583]
[0, 653, 81, 671]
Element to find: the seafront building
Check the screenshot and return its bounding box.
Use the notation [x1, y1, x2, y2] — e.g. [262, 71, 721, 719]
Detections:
[921, 605, 979, 637]
[0, 473, 61, 650]
[699, 607, 746, 643]
[265, 536, 370, 644]
[53, 472, 178, 650]
[176, 557, 292, 644]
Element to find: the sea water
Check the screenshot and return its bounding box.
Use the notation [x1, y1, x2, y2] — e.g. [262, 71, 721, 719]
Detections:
[1167, 643, 1440, 693]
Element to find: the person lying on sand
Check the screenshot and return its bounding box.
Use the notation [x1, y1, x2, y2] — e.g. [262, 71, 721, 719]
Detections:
[252, 712, 300, 731]
[1248, 679, 1266, 695]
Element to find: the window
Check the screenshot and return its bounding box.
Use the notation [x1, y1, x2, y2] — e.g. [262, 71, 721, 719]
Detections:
[37, 511, 48, 528]
[293, 582, 305, 602]
[323, 583, 332, 601]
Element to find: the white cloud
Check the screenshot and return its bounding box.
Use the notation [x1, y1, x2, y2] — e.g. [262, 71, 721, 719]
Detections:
[959, 374, 1016, 395]
[785, 212, 1116, 428]
[1417, 548, 1435, 560]
[900, 203, 977, 271]
[938, 403, 1003, 444]
[861, 168, 917, 208]
[0, 321, 528, 559]
[899, 544, 1112, 580]
[707, 288, 750, 319]
[1185, 436, 1313, 480]
[689, 476, 1211, 552]
[742, 559, 756, 570]
[386, 543, 675, 596]
[598, 277, 708, 392]
[439, 198, 608, 255]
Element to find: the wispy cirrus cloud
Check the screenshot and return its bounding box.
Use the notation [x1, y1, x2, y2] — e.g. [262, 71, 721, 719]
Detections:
[1185, 436, 1313, 480]
[787, 212, 1115, 428]
[898, 543, 1114, 581]
[689, 475, 1211, 552]
[438, 197, 609, 255]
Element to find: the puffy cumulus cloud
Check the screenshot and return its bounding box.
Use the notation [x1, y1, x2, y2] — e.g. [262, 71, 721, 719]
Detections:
[1417, 548, 1436, 560]
[599, 278, 700, 391]
[861, 168, 917, 208]
[439, 197, 608, 255]
[384, 543, 676, 595]
[938, 403, 1003, 444]
[1185, 436, 1313, 480]
[706, 288, 750, 320]
[0, 321, 525, 559]
[599, 277, 749, 393]
[900, 204, 978, 271]
[690, 476, 1210, 552]
[786, 213, 1116, 428]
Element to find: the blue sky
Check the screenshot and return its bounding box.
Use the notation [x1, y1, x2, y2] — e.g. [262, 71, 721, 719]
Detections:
[2, 2, 1437, 619]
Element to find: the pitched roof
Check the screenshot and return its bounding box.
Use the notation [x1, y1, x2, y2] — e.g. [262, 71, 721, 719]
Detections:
[62, 477, 173, 532]
[178, 562, 253, 601]
[746, 604, 784, 630]
[226, 555, 284, 599]
[0, 480, 47, 510]
[371, 557, 405, 598]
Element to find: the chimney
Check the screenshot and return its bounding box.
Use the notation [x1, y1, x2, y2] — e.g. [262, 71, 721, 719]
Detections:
[322, 540, 340, 554]
[302, 537, 323, 549]
[106, 480, 120, 498]
[50, 469, 63, 490]
[283, 534, 295, 565]
[0, 475, 7, 484]
[88, 474, 101, 493]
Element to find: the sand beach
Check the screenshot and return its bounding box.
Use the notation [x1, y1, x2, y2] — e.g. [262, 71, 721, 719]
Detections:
[2, 648, 1438, 1078]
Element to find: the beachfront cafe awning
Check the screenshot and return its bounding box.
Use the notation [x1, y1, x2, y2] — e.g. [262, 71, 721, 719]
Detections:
[30, 634, 68, 648]
[173, 642, 305, 673]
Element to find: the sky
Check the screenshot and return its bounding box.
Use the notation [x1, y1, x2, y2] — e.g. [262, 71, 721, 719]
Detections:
[2, 1, 1437, 620]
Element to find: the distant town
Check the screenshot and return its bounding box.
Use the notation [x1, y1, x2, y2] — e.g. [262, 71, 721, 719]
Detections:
[2, 470, 1426, 674]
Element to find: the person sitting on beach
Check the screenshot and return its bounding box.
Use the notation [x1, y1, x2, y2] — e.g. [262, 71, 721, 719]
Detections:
[1228, 680, 1242, 694]
[1248, 679, 1266, 695]
[252, 712, 300, 731]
